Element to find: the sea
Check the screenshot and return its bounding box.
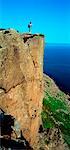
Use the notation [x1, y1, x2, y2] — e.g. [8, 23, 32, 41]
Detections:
[43, 43, 70, 94]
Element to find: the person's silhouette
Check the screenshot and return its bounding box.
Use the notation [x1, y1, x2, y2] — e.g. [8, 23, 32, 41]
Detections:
[28, 22, 32, 33]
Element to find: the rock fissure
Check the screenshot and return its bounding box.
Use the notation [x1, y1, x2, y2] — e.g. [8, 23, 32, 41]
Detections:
[3, 77, 25, 94]
[27, 43, 36, 69]
[0, 87, 6, 93]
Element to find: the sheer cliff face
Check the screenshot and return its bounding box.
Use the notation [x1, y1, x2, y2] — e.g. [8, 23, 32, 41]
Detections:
[0, 30, 44, 148]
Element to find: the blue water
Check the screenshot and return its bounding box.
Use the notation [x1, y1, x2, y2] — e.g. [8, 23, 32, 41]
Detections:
[43, 44, 70, 94]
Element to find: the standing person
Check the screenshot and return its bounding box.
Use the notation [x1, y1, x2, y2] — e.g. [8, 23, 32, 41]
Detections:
[28, 22, 32, 33]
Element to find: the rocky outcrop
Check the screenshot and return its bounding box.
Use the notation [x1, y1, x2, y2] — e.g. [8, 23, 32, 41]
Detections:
[0, 29, 44, 149]
[41, 74, 70, 150]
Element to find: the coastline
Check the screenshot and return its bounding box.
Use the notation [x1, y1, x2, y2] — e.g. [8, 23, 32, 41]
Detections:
[43, 73, 70, 106]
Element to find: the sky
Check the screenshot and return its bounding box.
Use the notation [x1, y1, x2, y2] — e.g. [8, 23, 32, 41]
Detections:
[0, 0, 70, 43]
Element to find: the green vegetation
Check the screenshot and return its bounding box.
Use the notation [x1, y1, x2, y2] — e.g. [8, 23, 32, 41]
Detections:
[42, 91, 70, 148]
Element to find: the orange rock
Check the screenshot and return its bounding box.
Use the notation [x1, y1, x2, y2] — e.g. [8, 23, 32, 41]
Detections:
[0, 29, 44, 149]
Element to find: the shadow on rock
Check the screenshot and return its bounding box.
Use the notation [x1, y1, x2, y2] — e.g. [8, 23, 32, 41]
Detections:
[0, 109, 33, 150]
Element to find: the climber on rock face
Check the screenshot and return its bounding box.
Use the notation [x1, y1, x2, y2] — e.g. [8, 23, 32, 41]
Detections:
[28, 22, 32, 33]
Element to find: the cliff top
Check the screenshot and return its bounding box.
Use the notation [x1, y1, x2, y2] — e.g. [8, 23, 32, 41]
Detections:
[0, 28, 44, 37]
